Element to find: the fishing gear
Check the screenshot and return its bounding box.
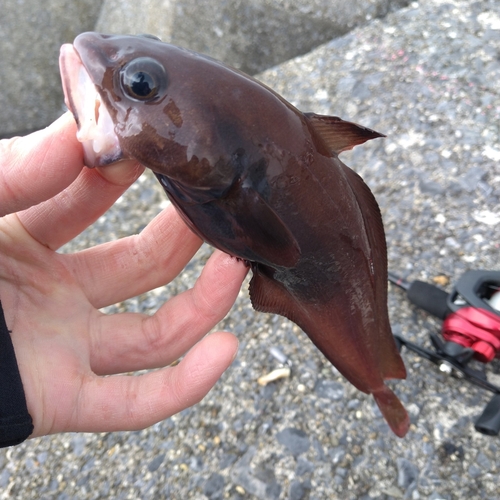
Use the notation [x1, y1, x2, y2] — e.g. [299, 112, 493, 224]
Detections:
[389, 270, 500, 436]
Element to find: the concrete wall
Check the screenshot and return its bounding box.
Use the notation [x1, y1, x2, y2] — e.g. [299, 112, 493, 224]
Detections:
[0, 0, 408, 138]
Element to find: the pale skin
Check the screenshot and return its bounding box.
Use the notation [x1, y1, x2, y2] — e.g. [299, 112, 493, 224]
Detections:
[0, 111, 248, 439]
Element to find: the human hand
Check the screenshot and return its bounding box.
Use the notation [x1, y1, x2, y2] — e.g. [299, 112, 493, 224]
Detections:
[0, 112, 248, 438]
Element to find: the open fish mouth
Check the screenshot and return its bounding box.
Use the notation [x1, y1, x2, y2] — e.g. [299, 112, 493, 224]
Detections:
[59, 44, 122, 167]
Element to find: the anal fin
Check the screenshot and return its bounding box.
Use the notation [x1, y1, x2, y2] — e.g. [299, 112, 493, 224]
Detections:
[340, 164, 407, 382]
[249, 265, 302, 325]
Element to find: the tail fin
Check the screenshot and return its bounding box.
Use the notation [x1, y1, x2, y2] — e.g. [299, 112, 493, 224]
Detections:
[373, 385, 410, 437]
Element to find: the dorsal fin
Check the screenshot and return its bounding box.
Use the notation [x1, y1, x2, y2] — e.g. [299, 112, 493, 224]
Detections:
[340, 163, 407, 382]
[305, 113, 385, 154]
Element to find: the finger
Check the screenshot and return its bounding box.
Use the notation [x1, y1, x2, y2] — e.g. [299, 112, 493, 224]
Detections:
[63, 204, 203, 308]
[89, 250, 248, 375]
[73, 331, 238, 432]
[17, 159, 144, 250]
[0, 112, 83, 217]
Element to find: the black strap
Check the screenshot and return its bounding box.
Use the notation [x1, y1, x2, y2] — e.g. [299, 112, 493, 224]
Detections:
[0, 300, 33, 447]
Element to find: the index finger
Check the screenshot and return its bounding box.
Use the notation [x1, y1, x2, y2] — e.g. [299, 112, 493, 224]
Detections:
[0, 112, 84, 217]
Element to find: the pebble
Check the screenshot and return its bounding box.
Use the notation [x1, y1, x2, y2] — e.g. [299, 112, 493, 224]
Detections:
[396, 457, 419, 495]
[203, 473, 225, 498]
[289, 479, 311, 500]
[295, 456, 314, 476]
[276, 428, 311, 457]
[474, 451, 491, 470]
[0, 469, 11, 488]
[147, 453, 166, 472]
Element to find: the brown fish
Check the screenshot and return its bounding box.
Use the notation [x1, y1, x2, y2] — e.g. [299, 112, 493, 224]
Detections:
[59, 33, 409, 437]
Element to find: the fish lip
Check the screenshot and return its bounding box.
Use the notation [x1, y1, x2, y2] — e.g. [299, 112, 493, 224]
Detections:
[59, 43, 84, 125]
[73, 32, 120, 86]
[59, 37, 123, 168]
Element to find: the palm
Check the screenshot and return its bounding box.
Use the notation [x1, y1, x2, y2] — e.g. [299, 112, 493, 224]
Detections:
[0, 113, 247, 438]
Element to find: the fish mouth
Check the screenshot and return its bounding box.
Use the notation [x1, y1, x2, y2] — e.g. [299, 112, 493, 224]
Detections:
[59, 43, 122, 167]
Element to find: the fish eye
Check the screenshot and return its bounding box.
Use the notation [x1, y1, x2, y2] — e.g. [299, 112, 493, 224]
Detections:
[120, 57, 167, 101]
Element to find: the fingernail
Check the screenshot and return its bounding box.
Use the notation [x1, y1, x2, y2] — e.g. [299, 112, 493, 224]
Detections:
[96, 161, 145, 186]
[231, 338, 240, 362]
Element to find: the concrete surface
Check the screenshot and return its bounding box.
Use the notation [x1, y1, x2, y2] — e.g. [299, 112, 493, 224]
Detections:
[1, 1, 499, 499]
[0, 0, 102, 137]
[0, 0, 407, 137]
[96, 0, 409, 74]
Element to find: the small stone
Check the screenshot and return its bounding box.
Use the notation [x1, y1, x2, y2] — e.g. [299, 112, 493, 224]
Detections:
[347, 399, 360, 410]
[467, 464, 482, 479]
[265, 480, 282, 500]
[475, 451, 491, 470]
[428, 493, 449, 500]
[189, 455, 204, 471]
[295, 457, 314, 476]
[276, 428, 310, 456]
[396, 457, 419, 491]
[336, 467, 348, 478]
[351, 445, 362, 455]
[0, 469, 10, 489]
[329, 447, 346, 465]
[457, 166, 487, 192]
[289, 480, 311, 500]
[147, 453, 166, 472]
[71, 435, 87, 457]
[231, 448, 281, 500]
[203, 473, 225, 498]
[432, 275, 449, 286]
[219, 453, 238, 470]
[437, 442, 464, 464]
[333, 474, 344, 485]
[419, 179, 446, 195]
[382, 485, 404, 498]
[231, 467, 277, 500]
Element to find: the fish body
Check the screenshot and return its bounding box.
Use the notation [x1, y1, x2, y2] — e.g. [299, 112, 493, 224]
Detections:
[59, 33, 409, 437]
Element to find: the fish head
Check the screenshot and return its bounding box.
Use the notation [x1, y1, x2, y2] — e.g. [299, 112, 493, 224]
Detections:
[59, 32, 249, 194]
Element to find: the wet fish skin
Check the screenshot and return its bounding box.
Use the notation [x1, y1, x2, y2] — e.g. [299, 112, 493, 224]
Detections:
[60, 33, 410, 437]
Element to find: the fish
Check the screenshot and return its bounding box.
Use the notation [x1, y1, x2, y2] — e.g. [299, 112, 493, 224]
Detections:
[59, 32, 410, 437]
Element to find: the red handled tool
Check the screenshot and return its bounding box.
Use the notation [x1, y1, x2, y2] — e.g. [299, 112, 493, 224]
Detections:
[389, 270, 500, 436]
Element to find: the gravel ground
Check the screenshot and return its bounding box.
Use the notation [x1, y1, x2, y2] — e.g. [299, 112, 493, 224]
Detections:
[1, 1, 500, 499]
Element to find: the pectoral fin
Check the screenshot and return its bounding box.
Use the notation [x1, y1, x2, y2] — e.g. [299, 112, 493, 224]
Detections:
[159, 174, 301, 268]
[223, 188, 301, 268]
